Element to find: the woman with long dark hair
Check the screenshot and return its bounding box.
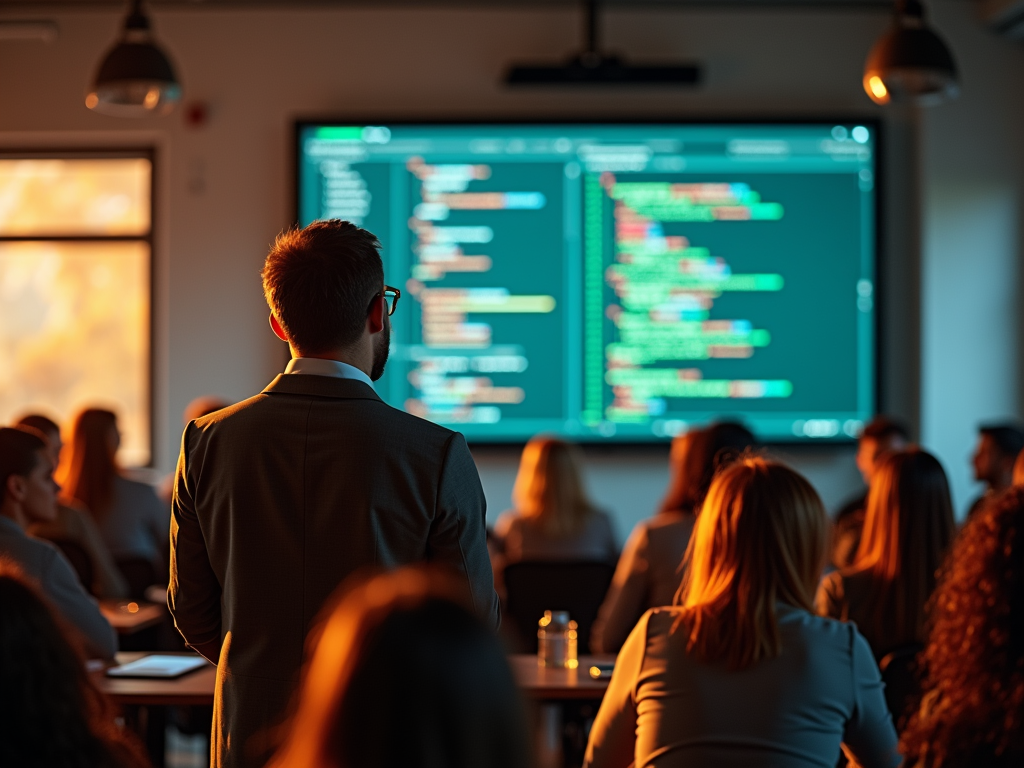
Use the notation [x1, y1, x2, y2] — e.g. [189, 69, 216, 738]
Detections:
[591, 422, 755, 653]
[267, 567, 530, 768]
[899, 487, 1024, 767]
[584, 457, 898, 767]
[59, 409, 168, 589]
[816, 448, 956, 658]
[0, 562, 148, 768]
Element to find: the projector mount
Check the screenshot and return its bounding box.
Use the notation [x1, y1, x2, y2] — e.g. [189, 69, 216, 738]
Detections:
[505, 0, 702, 86]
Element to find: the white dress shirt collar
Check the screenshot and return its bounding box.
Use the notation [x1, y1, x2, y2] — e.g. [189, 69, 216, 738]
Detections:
[284, 357, 374, 388]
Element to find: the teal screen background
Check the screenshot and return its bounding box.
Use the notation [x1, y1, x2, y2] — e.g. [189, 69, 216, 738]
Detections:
[296, 122, 877, 443]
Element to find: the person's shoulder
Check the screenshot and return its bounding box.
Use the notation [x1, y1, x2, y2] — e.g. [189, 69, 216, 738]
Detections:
[190, 393, 267, 429]
[777, 603, 856, 648]
[645, 511, 695, 536]
[374, 404, 461, 443]
[643, 604, 684, 632]
[10, 530, 65, 578]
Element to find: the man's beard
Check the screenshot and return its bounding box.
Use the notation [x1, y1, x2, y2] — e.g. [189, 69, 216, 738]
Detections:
[370, 315, 391, 381]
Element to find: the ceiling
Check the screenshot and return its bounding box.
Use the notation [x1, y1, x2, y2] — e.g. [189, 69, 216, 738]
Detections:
[0, 0, 897, 9]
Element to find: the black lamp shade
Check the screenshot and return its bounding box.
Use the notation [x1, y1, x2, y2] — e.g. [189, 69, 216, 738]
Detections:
[86, 4, 181, 117]
[863, 21, 958, 106]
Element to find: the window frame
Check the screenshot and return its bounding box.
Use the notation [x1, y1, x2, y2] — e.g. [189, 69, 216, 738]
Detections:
[0, 147, 157, 466]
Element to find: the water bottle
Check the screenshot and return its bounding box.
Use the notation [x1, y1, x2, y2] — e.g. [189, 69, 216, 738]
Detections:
[537, 610, 578, 668]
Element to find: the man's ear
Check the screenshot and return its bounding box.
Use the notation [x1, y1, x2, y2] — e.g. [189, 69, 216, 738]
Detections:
[367, 295, 385, 335]
[270, 314, 289, 342]
[5, 474, 26, 504]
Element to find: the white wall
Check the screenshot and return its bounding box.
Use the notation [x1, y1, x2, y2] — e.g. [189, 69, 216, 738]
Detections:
[0, 2, 1018, 530]
[921, 2, 1024, 516]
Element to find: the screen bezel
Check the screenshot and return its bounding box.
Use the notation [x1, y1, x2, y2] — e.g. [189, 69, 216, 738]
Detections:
[292, 117, 883, 446]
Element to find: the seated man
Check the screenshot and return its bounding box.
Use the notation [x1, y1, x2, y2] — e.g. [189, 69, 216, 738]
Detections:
[968, 423, 1024, 518]
[0, 426, 116, 660]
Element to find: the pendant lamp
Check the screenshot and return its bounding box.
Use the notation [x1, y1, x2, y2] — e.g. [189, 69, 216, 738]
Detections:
[863, 0, 958, 106]
[86, 0, 181, 116]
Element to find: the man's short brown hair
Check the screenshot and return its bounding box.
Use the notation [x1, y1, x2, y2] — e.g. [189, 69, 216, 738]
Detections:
[262, 220, 384, 354]
[0, 427, 46, 508]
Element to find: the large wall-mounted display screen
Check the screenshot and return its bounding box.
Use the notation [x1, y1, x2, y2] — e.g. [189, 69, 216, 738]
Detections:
[296, 122, 877, 443]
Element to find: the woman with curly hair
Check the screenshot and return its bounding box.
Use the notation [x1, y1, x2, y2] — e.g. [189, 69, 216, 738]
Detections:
[0, 561, 148, 768]
[899, 487, 1024, 768]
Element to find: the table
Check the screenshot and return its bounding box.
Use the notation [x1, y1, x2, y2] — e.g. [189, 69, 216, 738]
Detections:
[100, 652, 610, 768]
[100, 652, 217, 706]
[510, 654, 613, 700]
[100, 601, 167, 635]
[99, 652, 611, 706]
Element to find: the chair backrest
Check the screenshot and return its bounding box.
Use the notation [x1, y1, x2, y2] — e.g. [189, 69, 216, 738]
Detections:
[503, 560, 615, 654]
[51, 539, 95, 595]
[879, 642, 925, 731]
[115, 557, 160, 601]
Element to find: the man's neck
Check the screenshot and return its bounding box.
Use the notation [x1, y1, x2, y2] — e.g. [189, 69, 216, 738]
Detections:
[290, 347, 371, 377]
[0, 503, 27, 529]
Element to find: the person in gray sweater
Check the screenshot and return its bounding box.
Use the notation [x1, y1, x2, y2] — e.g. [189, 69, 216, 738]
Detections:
[0, 426, 116, 660]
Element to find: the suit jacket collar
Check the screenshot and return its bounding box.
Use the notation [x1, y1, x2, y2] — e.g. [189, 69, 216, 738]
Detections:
[262, 374, 383, 402]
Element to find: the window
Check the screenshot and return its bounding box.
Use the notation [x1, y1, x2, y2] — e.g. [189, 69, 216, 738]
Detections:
[0, 153, 153, 465]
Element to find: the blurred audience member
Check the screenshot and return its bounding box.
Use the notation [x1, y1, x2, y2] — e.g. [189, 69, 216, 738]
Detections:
[268, 567, 530, 768]
[494, 436, 616, 563]
[591, 422, 755, 653]
[967, 423, 1024, 518]
[59, 409, 168, 582]
[159, 397, 231, 503]
[0, 562, 147, 768]
[16, 414, 129, 599]
[0, 427, 115, 660]
[900, 487, 1024, 768]
[817, 449, 955, 659]
[182, 395, 230, 424]
[832, 417, 909, 569]
[1015, 449, 1024, 487]
[584, 458, 898, 768]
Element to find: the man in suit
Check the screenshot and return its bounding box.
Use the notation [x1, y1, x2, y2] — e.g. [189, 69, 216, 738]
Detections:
[168, 220, 499, 768]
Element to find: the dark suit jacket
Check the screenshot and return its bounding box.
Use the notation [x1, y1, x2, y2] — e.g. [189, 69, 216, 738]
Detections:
[168, 374, 498, 768]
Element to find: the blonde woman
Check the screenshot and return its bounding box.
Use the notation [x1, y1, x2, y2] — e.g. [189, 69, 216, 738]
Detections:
[494, 436, 616, 563]
[584, 458, 898, 768]
[816, 448, 956, 659]
[592, 422, 755, 654]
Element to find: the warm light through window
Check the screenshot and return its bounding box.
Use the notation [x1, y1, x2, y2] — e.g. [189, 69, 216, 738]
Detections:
[0, 158, 150, 236]
[0, 155, 152, 465]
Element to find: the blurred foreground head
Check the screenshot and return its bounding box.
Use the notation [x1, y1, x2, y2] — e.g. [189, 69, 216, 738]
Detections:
[0, 562, 146, 768]
[268, 567, 530, 768]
